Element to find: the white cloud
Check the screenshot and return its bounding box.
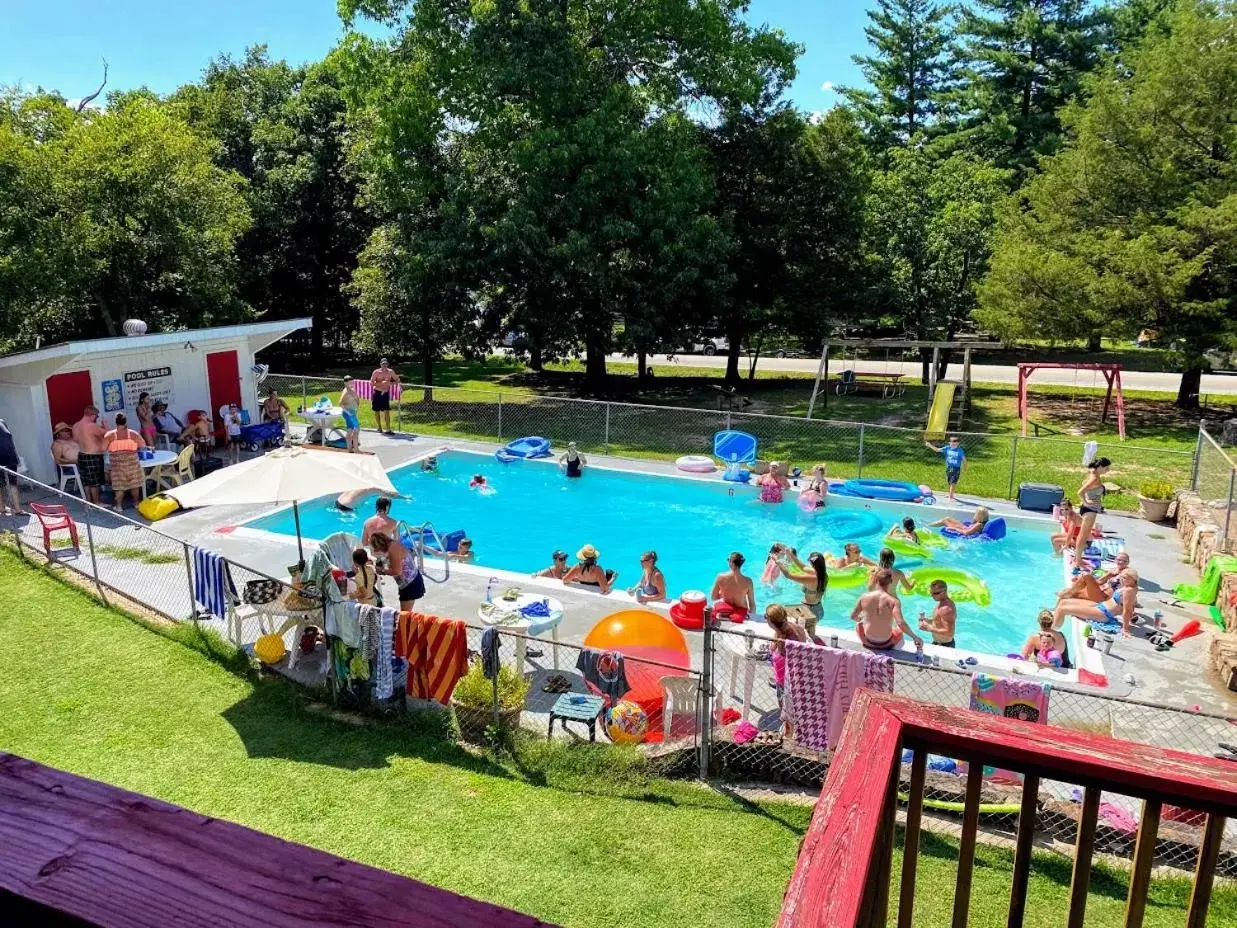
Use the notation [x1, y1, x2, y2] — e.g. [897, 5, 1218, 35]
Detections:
[820, 81, 835, 93]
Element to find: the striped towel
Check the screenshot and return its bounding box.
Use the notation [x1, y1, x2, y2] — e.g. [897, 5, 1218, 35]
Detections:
[374, 607, 397, 700]
[395, 612, 468, 704]
[192, 547, 229, 621]
[351, 379, 404, 401]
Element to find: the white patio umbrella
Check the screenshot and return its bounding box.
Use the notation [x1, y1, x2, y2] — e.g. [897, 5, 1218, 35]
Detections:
[164, 446, 398, 564]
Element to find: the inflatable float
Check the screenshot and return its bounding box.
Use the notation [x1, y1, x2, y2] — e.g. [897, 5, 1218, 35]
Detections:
[890, 524, 947, 548]
[883, 536, 935, 560]
[676, 454, 715, 473]
[940, 517, 1007, 541]
[909, 567, 991, 606]
[842, 478, 935, 504]
[824, 510, 883, 540]
[823, 561, 870, 589]
[494, 435, 552, 462]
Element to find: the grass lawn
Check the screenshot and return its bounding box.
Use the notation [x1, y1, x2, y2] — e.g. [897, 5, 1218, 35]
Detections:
[268, 356, 1225, 509]
[1, 547, 1234, 926]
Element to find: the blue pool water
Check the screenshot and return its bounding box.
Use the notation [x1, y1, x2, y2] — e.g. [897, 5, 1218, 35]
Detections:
[245, 450, 1061, 654]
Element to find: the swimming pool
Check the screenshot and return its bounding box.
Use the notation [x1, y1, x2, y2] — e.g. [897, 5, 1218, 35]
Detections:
[245, 450, 1062, 655]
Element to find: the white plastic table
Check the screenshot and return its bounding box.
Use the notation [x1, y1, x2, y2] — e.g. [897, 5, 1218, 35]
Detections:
[299, 407, 343, 445]
[141, 449, 179, 496]
[477, 594, 565, 671]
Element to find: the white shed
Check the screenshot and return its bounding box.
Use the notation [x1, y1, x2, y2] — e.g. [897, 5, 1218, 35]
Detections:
[0, 318, 311, 486]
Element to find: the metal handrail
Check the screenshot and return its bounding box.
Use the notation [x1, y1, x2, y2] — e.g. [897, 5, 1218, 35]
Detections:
[399, 519, 450, 584]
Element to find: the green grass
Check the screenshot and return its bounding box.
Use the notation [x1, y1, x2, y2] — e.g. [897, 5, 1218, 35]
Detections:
[2, 547, 1233, 927]
[273, 355, 1212, 510]
[95, 544, 182, 565]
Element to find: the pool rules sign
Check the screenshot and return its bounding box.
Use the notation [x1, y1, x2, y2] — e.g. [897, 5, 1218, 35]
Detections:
[123, 366, 175, 411]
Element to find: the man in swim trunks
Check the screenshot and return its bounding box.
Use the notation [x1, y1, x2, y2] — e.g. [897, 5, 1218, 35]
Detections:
[710, 551, 755, 622]
[924, 435, 966, 502]
[72, 405, 109, 505]
[917, 579, 958, 648]
[370, 358, 400, 435]
[852, 569, 923, 651]
[362, 496, 399, 546]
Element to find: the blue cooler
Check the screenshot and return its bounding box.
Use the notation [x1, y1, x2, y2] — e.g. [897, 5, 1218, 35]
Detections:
[1017, 483, 1064, 512]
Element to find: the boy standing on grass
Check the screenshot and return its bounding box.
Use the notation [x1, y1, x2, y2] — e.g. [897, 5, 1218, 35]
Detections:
[924, 435, 966, 502]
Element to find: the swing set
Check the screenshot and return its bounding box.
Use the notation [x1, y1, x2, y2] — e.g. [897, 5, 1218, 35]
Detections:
[1017, 362, 1126, 440]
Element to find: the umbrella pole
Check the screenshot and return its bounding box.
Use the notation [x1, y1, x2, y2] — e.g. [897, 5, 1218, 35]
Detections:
[293, 500, 305, 569]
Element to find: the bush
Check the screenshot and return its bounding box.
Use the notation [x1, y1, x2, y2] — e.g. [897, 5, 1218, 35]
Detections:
[452, 660, 528, 711]
[1139, 480, 1174, 501]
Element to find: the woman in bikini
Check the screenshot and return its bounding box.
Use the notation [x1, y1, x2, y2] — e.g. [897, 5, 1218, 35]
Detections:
[1050, 499, 1083, 554]
[1054, 570, 1138, 637]
[562, 544, 616, 594]
[867, 548, 915, 594]
[1073, 457, 1112, 565]
[370, 531, 423, 611]
[931, 506, 990, 537]
[629, 550, 666, 603]
[774, 546, 827, 637]
[136, 393, 158, 448]
[533, 550, 570, 579]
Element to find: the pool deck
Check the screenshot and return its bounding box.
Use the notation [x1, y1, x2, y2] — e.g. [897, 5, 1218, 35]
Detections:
[9, 425, 1234, 719]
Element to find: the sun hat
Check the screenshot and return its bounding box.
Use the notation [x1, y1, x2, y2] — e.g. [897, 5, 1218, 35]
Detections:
[577, 544, 600, 560]
[53, 422, 72, 434]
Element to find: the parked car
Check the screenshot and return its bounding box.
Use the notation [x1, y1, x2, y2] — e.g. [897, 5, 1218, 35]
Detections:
[686, 337, 729, 355]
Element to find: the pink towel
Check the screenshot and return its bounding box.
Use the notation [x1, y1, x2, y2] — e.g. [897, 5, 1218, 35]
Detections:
[786, 642, 895, 752]
[351, 379, 404, 401]
[969, 673, 1051, 724]
[761, 556, 781, 585]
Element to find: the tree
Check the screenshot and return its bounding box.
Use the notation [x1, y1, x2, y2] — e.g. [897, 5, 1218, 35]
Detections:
[708, 105, 869, 383]
[866, 142, 1009, 381]
[171, 48, 371, 363]
[958, 0, 1107, 171]
[339, 0, 798, 391]
[843, 0, 960, 151]
[0, 93, 250, 350]
[977, 0, 1237, 409]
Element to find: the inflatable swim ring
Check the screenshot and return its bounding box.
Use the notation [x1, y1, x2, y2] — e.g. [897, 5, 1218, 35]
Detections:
[843, 478, 925, 502]
[676, 454, 715, 473]
[883, 536, 934, 560]
[823, 561, 869, 589]
[824, 510, 883, 540]
[889, 525, 947, 549]
[909, 567, 991, 606]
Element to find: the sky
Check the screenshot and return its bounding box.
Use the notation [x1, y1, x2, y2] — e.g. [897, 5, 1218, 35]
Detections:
[0, 0, 869, 111]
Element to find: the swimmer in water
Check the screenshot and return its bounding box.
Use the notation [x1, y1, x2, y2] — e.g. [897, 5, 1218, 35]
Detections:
[469, 473, 486, 489]
[421, 455, 439, 473]
[832, 542, 877, 570]
[887, 516, 921, 546]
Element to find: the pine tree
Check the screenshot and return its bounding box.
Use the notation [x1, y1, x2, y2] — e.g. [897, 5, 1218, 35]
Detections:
[843, 0, 960, 150]
[958, 0, 1106, 170]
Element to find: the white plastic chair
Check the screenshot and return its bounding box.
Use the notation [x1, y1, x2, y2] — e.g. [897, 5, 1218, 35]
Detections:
[57, 463, 83, 497]
[155, 433, 173, 450]
[660, 675, 703, 743]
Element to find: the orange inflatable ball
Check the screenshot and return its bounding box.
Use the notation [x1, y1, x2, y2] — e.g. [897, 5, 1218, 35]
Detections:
[584, 609, 690, 658]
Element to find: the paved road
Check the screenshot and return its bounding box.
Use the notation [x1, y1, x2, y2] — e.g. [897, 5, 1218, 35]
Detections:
[608, 353, 1237, 395]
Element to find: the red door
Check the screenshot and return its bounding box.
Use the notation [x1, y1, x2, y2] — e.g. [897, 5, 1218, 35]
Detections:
[46, 370, 94, 428]
[205, 350, 241, 415]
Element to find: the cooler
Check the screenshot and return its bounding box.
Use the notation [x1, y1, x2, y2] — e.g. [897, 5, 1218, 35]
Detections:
[1017, 482, 1064, 512]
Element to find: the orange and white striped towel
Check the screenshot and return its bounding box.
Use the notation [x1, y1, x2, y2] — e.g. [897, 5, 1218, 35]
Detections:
[395, 612, 468, 704]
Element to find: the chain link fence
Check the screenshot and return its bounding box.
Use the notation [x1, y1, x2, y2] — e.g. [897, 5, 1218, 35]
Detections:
[262, 374, 1194, 510]
[1194, 425, 1237, 545]
[703, 622, 1237, 874]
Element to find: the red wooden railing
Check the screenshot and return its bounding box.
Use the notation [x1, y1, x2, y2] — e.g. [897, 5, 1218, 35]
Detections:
[778, 692, 1237, 928]
[0, 753, 555, 928]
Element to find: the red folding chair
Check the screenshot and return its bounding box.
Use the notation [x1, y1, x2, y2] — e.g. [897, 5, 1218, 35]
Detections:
[29, 503, 80, 554]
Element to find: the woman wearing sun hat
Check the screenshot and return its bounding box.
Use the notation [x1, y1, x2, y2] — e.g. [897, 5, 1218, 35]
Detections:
[563, 544, 616, 594]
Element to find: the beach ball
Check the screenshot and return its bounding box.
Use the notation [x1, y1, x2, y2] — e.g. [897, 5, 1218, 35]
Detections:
[606, 700, 649, 744]
[254, 633, 286, 665]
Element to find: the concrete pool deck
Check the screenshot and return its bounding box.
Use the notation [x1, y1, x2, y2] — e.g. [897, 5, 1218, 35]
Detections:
[7, 425, 1234, 718]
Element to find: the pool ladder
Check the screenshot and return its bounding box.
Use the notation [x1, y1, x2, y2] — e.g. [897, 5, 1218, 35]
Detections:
[401, 520, 450, 584]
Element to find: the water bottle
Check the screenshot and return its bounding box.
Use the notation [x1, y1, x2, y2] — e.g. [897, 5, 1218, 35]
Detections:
[915, 639, 924, 663]
[829, 634, 839, 649]
[485, 577, 497, 604]
[1152, 610, 1164, 628]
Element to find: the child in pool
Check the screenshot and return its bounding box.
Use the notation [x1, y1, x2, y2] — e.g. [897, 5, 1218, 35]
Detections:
[421, 455, 439, 474]
[469, 473, 485, 488]
[887, 516, 921, 545]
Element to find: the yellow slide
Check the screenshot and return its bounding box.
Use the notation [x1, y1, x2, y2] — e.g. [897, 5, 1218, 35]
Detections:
[925, 382, 957, 440]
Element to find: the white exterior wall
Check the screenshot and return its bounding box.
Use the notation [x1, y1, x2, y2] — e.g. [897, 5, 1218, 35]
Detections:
[7, 336, 258, 489]
[0, 382, 49, 484]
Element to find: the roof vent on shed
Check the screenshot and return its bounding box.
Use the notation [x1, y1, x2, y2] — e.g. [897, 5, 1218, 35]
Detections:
[122, 319, 148, 337]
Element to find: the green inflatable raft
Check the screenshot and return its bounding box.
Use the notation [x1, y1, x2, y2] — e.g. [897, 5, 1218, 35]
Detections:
[908, 567, 991, 607]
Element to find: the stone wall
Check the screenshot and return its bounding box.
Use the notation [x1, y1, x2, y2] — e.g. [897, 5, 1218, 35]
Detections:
[1176, 490, 1237, 634]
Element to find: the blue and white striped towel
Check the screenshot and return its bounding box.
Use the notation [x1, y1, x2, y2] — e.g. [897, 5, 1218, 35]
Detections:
[192, 547, 229, 621]
[375, 607, 397, 700]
